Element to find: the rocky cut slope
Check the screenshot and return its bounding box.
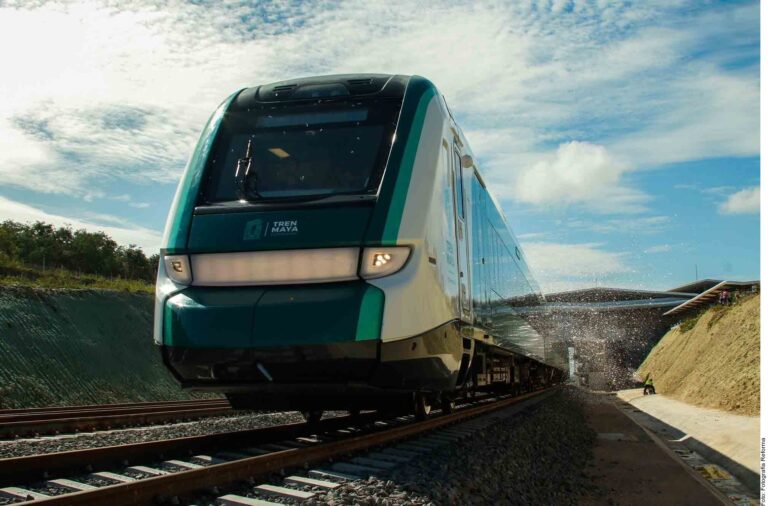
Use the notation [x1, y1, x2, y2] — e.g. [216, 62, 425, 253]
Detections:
[637, 293, 760, 415]
[0, 286, 202, 408]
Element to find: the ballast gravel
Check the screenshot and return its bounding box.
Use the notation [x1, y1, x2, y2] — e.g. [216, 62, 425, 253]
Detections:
[0, 411, 306, 459]
[313, 390, 598, 505]
[209, 389, 599, 506]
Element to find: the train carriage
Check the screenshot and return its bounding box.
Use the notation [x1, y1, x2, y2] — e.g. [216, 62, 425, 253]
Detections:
[154, 74, 567, 418]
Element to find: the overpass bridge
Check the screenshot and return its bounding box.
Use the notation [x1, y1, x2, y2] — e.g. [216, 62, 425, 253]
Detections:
[520, 279, 758, 389]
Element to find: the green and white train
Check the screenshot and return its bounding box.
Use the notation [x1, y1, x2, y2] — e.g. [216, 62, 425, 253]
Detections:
[155, 74, 567, 418]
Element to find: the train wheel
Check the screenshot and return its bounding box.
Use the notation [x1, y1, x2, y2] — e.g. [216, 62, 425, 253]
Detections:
[414, 393, 432, 420]
[441, 397, 455, 414]
[301, 410, 323, 426]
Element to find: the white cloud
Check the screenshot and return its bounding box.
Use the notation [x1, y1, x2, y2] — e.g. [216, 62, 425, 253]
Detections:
[504, 141, 648, 212]
[517, 232, 547, 240]
[521, 241, 631, 292]
[567, 215, 670, 234]
[701, 186, 737, 196]
[643, 244, 671, 254]
[0, 196, 161, 252]
[719, 186, 760, 215]
[0, 0, 758, 210]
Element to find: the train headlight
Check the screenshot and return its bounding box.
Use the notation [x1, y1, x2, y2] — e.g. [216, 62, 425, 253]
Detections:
[360, 247, 411, 279]
[163, 255, 192, 285]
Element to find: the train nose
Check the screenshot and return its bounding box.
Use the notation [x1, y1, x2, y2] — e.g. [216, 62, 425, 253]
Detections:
[160, 281, 385, 383]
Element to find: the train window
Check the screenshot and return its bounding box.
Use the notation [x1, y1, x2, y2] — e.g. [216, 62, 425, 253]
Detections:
[201, 98, 402, 203]
[453, 151, 465, 218]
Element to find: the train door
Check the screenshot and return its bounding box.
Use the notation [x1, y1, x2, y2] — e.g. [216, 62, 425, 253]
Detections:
[451, 146, 472, 322]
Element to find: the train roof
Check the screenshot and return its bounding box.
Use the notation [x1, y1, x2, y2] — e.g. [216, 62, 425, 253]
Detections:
[235, 74, 410, 105]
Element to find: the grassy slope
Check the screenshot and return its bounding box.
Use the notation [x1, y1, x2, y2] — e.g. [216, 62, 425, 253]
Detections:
[638, 294, 760, 416]
[0, 285, 211, 408]
[0, 262, 154, 293]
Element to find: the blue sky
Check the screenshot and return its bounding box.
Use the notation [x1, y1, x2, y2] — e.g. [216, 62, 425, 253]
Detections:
[0, 0, 759, 292]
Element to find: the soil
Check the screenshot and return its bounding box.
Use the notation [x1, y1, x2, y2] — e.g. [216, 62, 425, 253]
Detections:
[637, 294, 760, 416]
[0, 285, 208, 408]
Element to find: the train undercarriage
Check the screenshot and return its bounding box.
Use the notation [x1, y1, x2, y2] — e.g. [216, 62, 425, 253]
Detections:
[184, 339, 566, 421]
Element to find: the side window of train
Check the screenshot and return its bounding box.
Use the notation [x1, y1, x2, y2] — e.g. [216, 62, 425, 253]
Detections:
[453, 150, 465, 218]
[442, 143, 454, 213]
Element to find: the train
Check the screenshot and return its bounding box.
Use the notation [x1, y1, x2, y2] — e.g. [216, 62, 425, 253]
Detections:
[154, 74, 568, 421]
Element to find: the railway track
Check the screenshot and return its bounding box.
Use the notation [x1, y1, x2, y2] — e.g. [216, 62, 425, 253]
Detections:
[0, 388, 557, 505]
[0, 399, 232, 439]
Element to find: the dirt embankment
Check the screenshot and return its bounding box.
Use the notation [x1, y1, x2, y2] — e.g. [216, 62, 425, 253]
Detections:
[638, 294, 760, 416]
[0, 286, 204, 408]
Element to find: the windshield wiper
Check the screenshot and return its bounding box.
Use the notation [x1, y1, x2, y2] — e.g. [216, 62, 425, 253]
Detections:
[234, 140, 260, 200]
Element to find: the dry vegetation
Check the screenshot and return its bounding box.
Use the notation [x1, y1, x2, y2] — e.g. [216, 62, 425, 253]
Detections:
[638, 294, 760, 416]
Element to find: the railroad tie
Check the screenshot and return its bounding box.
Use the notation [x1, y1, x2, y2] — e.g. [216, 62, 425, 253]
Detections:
[125, 465, 168, 476]
[295, 436, 322, 444]
[215, 451, 252, 461]
[0, 487, 50, 500]
[365, 451, 412, 463]
[419, 436, 453, 445]
[217, 494, 285, 506]
[46, 478, 98, 492]
[259, 443, 295, 452]
[284, 475, 341, 489]
[350, 457, 398, 470]
[380, 447, 421, 458]
[89, 471, 137, 483]
[428, 433, 462, 441]
[193, 454, 227, 465]
[330, 462, 384, 476]
[243, 447, 271, 456]
[308, 468, 362, 482]
[395, 441, 441, 452]
[442, 427, 475, 435]
[255, 483, 316, 501]
[393, 443, 433, 453]
[275, 440, 307, 448]
[165, 459, 204, 470]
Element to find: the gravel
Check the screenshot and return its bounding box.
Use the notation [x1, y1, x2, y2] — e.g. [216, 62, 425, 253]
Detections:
[314, 390, 597, 505]
[0, 411, 306, 459]
[2, 391, 601, 505]
[203, 389, 599, 506]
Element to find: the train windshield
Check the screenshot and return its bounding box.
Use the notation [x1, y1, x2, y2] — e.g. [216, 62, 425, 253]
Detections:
[202, 98, 402, 203]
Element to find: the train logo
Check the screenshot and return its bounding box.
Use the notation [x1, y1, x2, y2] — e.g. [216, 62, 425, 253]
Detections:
[243, 219, 300, 240]
[269, 220, 299, 236]
[242, 219, 264, 240]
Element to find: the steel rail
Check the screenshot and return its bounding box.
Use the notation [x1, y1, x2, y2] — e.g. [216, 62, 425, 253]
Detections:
[0, 412, 379, 486]
[0, 401, 233, 439]
[31, 388, 556, 506]
[0, 399, 228, 416]
[0, 400, 230, 423]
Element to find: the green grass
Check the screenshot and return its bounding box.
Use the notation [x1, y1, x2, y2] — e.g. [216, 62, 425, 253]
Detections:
[0, 262, 154, 293]
[678, 292, 759, 333]
[679, 312, 703, 333]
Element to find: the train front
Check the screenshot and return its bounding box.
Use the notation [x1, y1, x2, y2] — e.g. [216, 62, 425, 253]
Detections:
[154, 75, 417, 411]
